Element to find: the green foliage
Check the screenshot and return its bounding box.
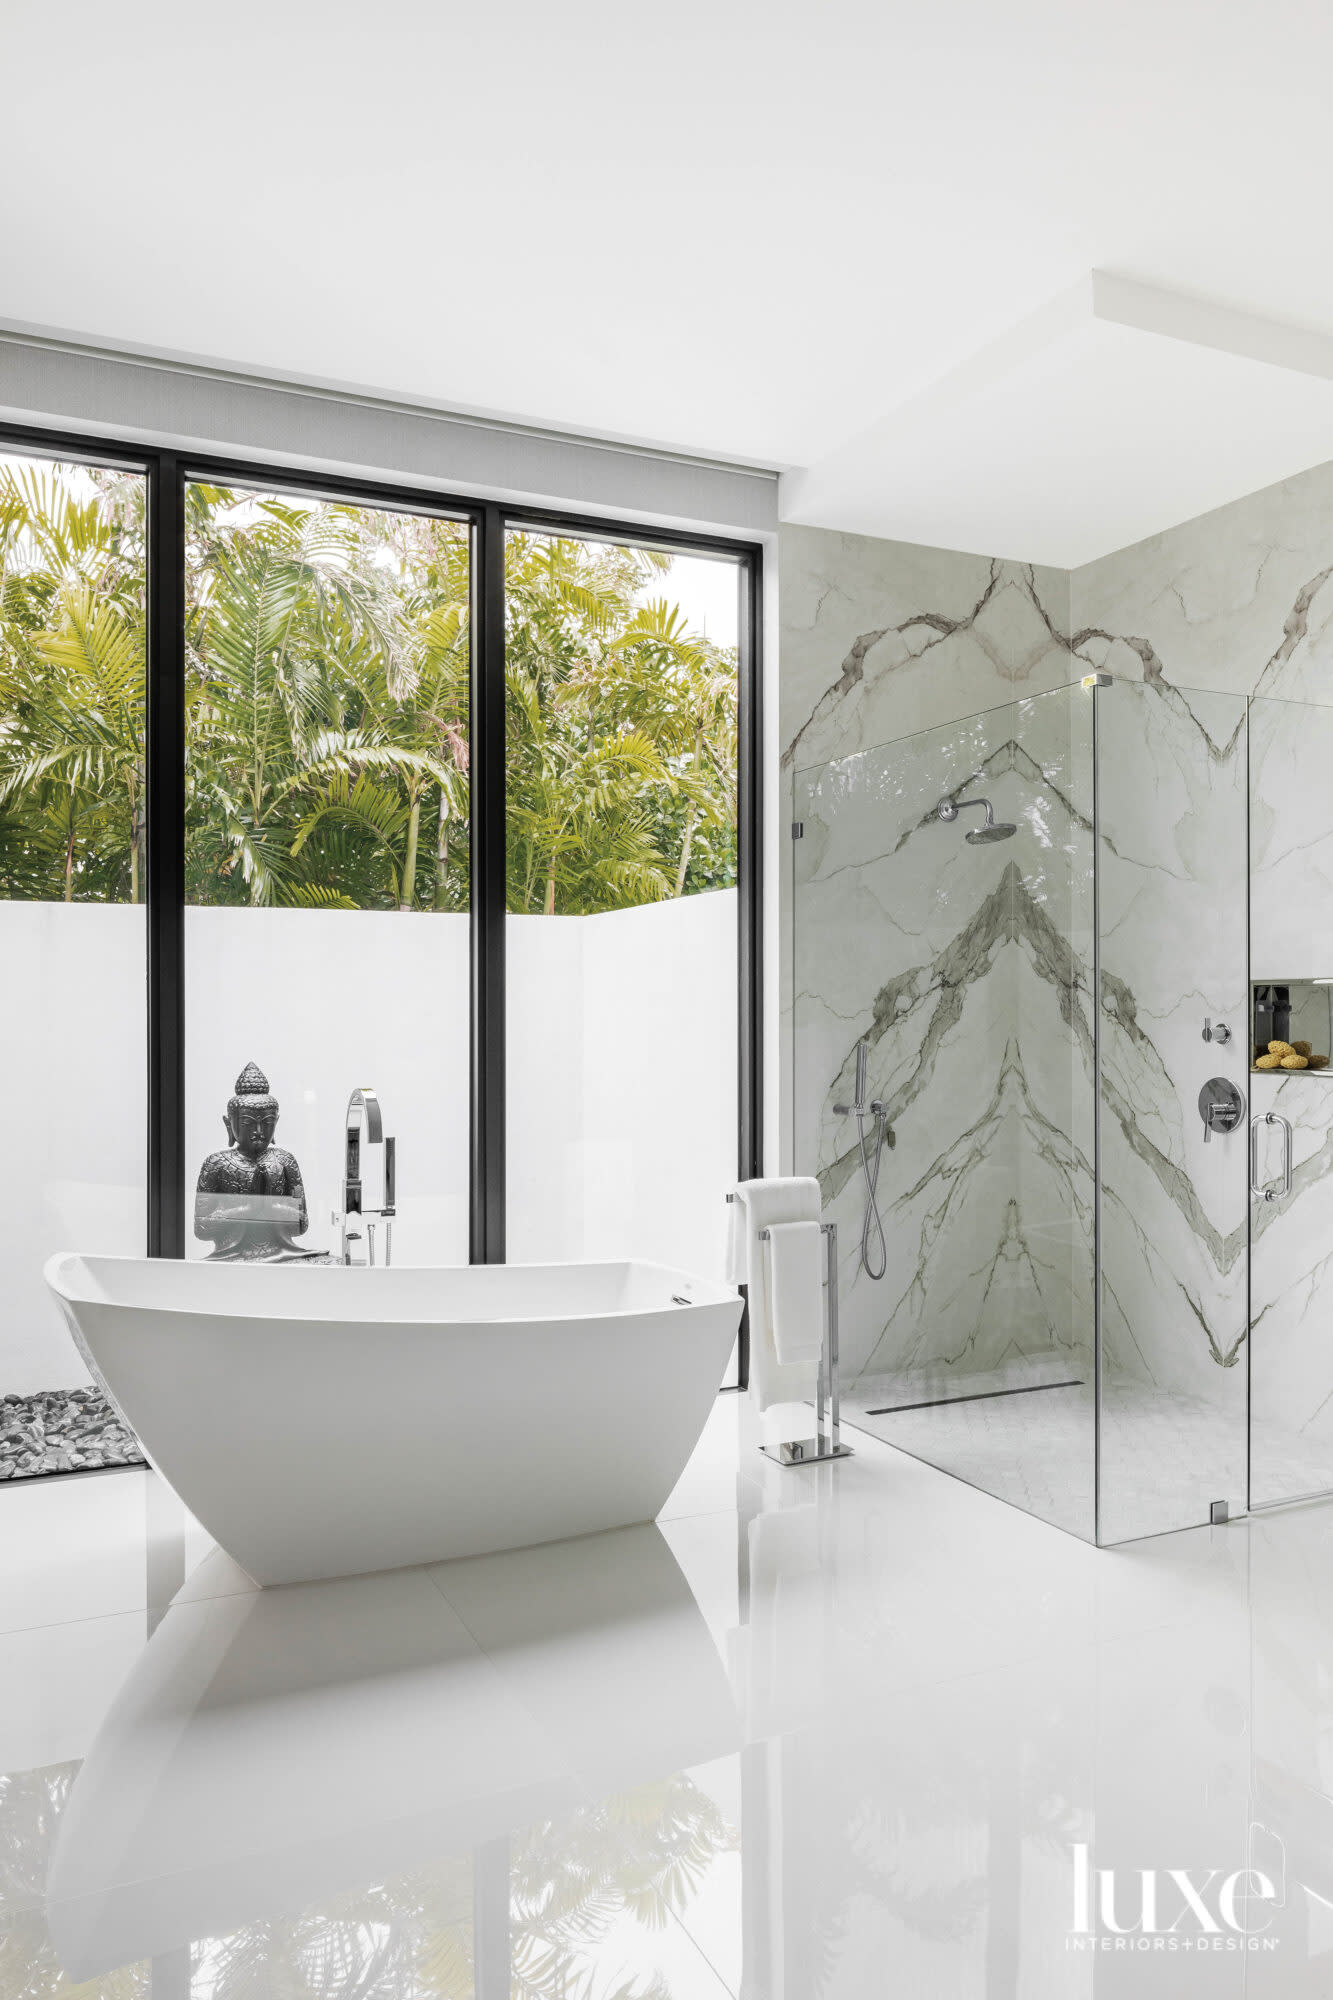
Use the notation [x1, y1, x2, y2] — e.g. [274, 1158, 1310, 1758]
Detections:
[0, 462, 147, 902]
[504, 534, 737, 913]
[0, 459, 738, 914]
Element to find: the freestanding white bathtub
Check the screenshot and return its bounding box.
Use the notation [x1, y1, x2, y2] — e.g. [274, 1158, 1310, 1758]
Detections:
[44, 1254, 742, 1585]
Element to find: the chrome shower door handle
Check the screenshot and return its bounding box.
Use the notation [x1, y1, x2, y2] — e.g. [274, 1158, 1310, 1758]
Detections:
[1275, 1111, 1294, 1198]
[1251, 1111, 1294, 1202]
[1250, 1115, 1267, 1198]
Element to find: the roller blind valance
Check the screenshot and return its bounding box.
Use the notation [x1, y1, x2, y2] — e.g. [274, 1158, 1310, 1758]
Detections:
[0, 321, 778, 538]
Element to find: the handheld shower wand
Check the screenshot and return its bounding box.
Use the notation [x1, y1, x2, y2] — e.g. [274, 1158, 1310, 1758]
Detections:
[834, 1037, 892, 1279]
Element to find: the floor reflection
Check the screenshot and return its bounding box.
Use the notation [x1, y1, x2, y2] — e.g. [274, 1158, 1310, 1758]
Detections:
[13, 1408, 1333, 1993]
[41, 1523, 737, 1995]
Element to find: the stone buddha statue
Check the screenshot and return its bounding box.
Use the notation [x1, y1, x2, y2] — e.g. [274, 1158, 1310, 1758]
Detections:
[194, 1062, 329, 1263]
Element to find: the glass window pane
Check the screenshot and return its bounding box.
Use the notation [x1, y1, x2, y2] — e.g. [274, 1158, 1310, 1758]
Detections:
[0, 450, 147, 1474]
[504, 529, 740, 1339]
[183, 484, 470, 1268]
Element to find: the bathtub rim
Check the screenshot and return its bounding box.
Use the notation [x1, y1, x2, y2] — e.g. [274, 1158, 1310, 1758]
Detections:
[43, 1249, 743, 1330]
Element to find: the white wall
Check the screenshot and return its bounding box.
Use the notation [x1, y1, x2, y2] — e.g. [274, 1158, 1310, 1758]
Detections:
[508, 893, 737, 1278]
[2, 892, 738, 1396]
[0, 905, 146, 1393]
[184, 906, 474, 1278]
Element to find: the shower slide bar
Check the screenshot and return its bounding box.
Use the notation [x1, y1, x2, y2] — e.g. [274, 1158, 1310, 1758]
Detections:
[726, 1195, 853, 1467]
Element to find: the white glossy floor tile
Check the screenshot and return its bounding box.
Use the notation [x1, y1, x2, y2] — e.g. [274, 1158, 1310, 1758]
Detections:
[0, 1608, 149, 1799]
[0, 1468, 151, 1635]
[8, 1408, 1333, 1991]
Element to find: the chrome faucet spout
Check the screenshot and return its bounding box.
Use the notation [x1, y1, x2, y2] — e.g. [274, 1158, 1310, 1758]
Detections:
[339, 1088, 396, 1266]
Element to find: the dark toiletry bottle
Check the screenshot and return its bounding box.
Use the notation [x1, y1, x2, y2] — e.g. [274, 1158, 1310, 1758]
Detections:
[1254, 985, 1274, 1056]
[1275, 985, 1292, 1047]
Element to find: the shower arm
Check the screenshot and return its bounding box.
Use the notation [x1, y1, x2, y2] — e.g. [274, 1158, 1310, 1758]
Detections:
[937, 795, 998, 829]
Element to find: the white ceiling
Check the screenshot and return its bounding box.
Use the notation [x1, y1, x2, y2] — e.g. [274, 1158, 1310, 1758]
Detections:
[9, 0, 1333, 565]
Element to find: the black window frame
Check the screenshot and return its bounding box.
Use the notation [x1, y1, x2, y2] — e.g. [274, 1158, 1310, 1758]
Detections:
[0, 423, 763, 1382]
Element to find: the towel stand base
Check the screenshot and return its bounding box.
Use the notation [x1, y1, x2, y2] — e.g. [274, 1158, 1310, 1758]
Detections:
[732, 1205, 852, 1469]
[759, 1438, 855, 1467]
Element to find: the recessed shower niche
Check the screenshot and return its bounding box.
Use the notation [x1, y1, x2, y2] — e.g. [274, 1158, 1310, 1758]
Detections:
[1251, 982, 1333, 1072]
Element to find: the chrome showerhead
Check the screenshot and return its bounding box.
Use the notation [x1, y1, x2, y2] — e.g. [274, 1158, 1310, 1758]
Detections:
[936, 795, 1017, 843]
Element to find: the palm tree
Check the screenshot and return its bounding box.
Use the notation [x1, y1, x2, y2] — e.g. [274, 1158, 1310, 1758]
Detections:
[0, 469, 738, 919]
[503, 533, 737, 914]
[184, 488, 467, 910]
[0, 459, 146, 903]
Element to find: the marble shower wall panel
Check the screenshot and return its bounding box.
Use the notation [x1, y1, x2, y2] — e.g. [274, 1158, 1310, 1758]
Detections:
[1250, 698, 1333, 977]
[779, 524, 1074, 1173]
[792, 688, 1094, 1404]
[1071, 456, 1333, 705]
[1249, 696, 1333, 1506]
[1250, 1069, 1333, 1506]
[1011, 688, 1096, 1375]
[1094, 682, 1248, 1544]
[781, 527, 1074, 778]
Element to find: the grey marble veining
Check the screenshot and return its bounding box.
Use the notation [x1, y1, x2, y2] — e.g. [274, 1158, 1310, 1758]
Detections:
[779, 524, 1076, 1179]
[782, 527, 1074, 778]
[782, 459, 1333, 1543]
[1250, 1070, 1333, 1505]
[1250, 696, 1333, 975]
[792, 668, 1255, 1541]
[1071, 455, 1333, 706]
[1093, 680, 1249, 1540]
[792, 687, 1097, 1537]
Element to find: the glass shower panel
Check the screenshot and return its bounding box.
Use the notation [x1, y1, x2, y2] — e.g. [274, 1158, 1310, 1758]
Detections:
[1093, 680, 1248, 1543]
[792, 683, 1095, 1538]
[1249, 694, 1333, 1507]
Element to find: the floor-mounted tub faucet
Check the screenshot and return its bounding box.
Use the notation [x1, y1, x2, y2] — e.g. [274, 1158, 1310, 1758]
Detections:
[337, 1087, 396, 1265]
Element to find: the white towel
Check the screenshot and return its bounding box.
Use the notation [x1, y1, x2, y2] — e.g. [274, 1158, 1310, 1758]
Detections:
[729, 1177, 823, 1411]
[765, 1221, 824, 1366]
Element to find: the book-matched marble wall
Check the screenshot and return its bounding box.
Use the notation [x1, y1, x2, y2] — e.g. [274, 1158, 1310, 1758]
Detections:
[1091, 682, 1248, 1539]
[779, 527, 1075, 1172]
[1074, 465, 1333, 1529]
[781, 530, 1096, 1535]
[792, 693, 1094, 1411]
[781, 460, 1333, 1539]
[1249, 698, 1333, 1506]
[1069, 455, 1333, 707]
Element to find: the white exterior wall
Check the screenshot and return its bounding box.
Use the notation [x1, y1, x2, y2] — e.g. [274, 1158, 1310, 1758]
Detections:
[1, 891, 738, 1395]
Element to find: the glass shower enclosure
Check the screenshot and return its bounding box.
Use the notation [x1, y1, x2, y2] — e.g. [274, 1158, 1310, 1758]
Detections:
[793, 674, 1330, 1544]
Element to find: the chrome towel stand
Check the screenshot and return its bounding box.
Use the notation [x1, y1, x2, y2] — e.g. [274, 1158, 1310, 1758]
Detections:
[727, 1194, 853, 1467]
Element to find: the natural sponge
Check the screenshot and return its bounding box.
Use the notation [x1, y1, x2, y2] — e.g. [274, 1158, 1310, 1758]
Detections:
[1293, 1040, 1313, 1058]
[1255, 1053, 1282, 1069]
[1281, 1053, 1310, 1069]
[1311, 1055, 1331, 1070]
[1269, 1040, 1296, 1056]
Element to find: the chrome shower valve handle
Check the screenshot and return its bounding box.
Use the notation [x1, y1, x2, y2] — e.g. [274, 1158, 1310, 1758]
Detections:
[1199, 1077, 1243, 1144]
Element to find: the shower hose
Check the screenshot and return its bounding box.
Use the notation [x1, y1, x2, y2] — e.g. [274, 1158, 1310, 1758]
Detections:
[857, 1104, 889, 1280]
